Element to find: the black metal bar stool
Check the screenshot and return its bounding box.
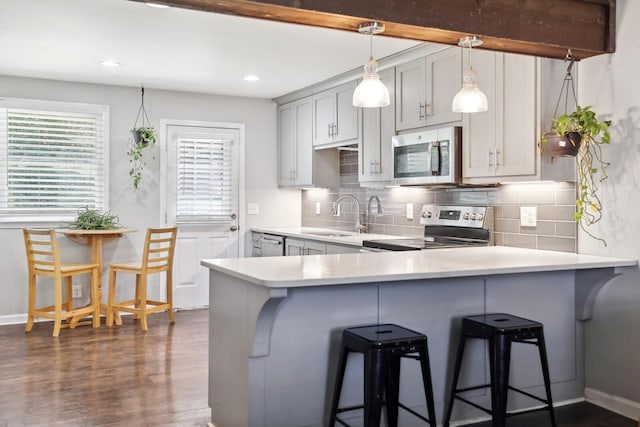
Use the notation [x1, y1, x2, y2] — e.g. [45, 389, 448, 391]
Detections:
[328, 323, 437, 427]
[443, 313, 557, 427]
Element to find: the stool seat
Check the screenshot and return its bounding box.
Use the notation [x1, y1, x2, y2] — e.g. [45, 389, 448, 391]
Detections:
[443, 313, 557, 427]
[329, 323, 437, 427]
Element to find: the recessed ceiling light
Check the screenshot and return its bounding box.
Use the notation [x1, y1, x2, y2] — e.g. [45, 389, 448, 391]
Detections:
[100, 60, 121, 68]
[145, 2, 170, 8]
[244, 75, 260, 82]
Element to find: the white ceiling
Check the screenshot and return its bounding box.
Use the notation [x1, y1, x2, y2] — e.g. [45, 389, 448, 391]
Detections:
[0, 0, 423, 99]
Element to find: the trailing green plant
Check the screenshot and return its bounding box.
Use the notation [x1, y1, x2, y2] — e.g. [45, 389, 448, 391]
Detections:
[548, 105, 612, 246]
[128, 127, 156, 190]
[67, 207, 121, 230]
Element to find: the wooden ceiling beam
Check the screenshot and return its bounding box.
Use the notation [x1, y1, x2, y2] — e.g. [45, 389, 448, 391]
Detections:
[134, 0, 615, 60]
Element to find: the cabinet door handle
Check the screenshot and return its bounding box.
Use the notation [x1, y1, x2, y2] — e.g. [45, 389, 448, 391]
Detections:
[488, 150, 494, 167]
[333, 123, 338, 137]
[419, 102, 425, 119]
[495, 149, 501, 166]
[328, 123, 332, 138]
[424, 103, 431, 117]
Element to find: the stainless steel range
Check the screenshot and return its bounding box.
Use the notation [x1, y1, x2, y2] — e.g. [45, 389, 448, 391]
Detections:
[362, 204, 493, 251]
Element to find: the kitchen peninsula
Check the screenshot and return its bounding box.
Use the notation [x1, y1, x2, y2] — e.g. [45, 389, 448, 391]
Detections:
[201, 247, 636, 427]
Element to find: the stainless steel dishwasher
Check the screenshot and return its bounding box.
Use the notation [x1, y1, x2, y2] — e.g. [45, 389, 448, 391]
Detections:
[251, 232, 285, 257]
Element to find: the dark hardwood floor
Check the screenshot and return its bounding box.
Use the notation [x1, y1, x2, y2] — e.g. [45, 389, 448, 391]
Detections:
[0, 308, 636, 427]
[0, 309, 210, 427]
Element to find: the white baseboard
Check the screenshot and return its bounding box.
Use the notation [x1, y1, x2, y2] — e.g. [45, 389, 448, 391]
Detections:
[0, 308, 199, 327]
[585, 387, 640, 421]
[0, 313, 28, 326]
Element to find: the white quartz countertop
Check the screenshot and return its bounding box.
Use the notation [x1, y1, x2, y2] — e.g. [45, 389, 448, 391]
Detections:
[201, 246, 637, 288]
[250, 226, 406, 246]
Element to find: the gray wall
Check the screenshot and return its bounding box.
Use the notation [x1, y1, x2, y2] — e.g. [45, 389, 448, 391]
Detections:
[0, 75, 301, 322]
[575, 0, 640, 415]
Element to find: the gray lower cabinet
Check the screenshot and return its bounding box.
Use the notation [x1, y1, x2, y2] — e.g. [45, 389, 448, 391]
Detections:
[285, 238, 326, 255]
[285, 238, 360, 255]
[326, 243, 360, 254]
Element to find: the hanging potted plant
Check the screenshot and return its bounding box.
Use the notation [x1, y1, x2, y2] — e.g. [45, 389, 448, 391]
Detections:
[128, 85, 156, 190]
[539, 53, 612, 246]
[550, 105, 611, 246]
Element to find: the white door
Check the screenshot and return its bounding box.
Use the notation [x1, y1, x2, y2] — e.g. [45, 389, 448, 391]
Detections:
[162, 121, 243, 309]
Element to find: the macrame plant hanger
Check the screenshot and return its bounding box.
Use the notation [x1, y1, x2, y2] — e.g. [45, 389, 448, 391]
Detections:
[552, 50, 578, 121]
[132, 85, 151, 131]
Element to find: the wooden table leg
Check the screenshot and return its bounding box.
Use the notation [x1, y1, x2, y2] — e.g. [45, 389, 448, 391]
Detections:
[91, 235, 122, 325]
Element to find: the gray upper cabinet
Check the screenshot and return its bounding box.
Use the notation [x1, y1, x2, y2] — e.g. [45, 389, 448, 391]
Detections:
[278, 98, 339, 188]
[359, 67, 395, 186]
[462, 52, 574, 184]
[463, 51, 537, 181]
[278, 99, 313, 187]
[312, 81, 360, 147]
[395, 48, 462, 131]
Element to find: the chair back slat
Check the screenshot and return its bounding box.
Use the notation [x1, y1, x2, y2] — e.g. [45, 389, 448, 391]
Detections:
[23, 229, 62, 273]
[141, 227, 178, 271]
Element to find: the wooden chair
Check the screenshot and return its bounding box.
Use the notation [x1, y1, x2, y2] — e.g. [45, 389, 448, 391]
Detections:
[23, 229, 100, 337]
[106, 227, 178, 331]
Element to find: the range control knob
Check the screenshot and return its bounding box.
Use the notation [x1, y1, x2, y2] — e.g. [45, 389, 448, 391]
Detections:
[463, 212, 470, 220]
[476, 213, 484, 221]
[469, 213, 477, 220]
[422, 210, 432, 219]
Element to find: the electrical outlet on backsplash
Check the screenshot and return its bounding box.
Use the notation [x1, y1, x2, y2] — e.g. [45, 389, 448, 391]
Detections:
[302, 157, 577, 253]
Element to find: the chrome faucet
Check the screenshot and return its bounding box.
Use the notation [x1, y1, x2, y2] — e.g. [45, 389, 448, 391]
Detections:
[332, 194, 366, 233]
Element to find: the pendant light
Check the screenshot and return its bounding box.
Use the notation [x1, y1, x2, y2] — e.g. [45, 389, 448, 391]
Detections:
[352, 22, 390, 108]
[452, 35, 488, 113]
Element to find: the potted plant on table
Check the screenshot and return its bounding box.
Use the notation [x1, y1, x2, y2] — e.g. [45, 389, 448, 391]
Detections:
[67, 207, 122, 230]
[541, 105, 612, 246]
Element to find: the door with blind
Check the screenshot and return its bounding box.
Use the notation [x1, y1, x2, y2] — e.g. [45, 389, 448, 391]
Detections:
[162, 121, 242, 309]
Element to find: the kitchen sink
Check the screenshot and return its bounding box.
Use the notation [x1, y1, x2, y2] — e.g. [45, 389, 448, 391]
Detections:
[305, 231, 356, 237]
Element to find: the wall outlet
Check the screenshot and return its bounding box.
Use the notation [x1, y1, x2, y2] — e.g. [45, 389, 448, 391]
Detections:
[247, 203, 259, 215]
[406, 203, 413, 219]
[520, 206, 537, 227]
[315, 202, 321, 215]
[72, 284, 82, 298]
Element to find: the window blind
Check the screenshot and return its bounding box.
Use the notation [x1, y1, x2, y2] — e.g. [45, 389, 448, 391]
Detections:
[176, 137, 235, 223]
[0, 102, 107, 219]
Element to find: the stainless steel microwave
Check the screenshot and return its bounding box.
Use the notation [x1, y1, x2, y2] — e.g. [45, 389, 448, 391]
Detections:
[392, 126, 462, 185]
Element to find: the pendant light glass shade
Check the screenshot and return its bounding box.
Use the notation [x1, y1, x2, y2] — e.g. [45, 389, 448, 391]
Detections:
[452, 36, 488, 113]
[353, 57, 390, 108]
[353, 22, 390, 108]
[452, 68, 488, 113]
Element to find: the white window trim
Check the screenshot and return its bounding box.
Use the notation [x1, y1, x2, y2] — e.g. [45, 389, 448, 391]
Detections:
[0, 97, 110, 228]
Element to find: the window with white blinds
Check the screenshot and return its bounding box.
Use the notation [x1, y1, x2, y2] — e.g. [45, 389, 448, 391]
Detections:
[176, 136, 235, 223]
[0, 98, 108, 221]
